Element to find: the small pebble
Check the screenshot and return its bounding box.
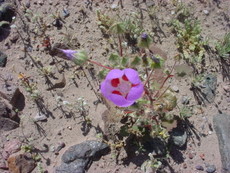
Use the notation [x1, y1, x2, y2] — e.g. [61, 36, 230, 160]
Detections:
[62, 8, 70, 18]
[181, 96, 190, 105]
[171, 86, 179, 93]
[55, 142, 65, 154]
[203, 10, 209, 15]
[111, 4, 118, 9]
[38, 0, 44, 5]
[50, 145, 55, 152]
[196, 165, 204, 171]
[206, 164, 216, 173]
[183, 163, 187, 169]
[34, 113, 47, 122]
[67, 126, 72, 130]
[188, 152, 194, 159]
[25, 1, 30, 8]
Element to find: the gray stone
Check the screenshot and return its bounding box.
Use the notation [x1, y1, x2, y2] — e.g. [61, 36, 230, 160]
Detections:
[0, 99, 19, 131]
[206, 164, 216, 173]
[0, 117, 19, 131]
[56, 140, 109, 173]
[203, 10, 209, 15]
[181, 95, 190, 105]
[0, 51, 7, 67]
[33, 112, 47, 122]
[196, 165, 204, 171]
[0, 71, 25, 110]
[213, 113, 230, 173]
[170, 129, 187, 147]
[171, 85, 179, 93]
[62, 140, 109, 163]
[56, 159, 88, 173]
[201, 74, 217, 104]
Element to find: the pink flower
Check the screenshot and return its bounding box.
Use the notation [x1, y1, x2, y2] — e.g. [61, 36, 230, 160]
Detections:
[101, 68, 144, 107]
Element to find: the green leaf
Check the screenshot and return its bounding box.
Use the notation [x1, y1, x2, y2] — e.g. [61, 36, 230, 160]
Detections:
[121, 57, 128, 67]
[137, 34, 153, 49]
[189, 44, 195, 51]
[109, 22, 126, 34]
[109, 53, 120, 65]
[120, 125, 129, 137]
[150, 56, 164, 69]
[131, 56, 141, 66]
[183, 50, 190, 60]
[98, 69, 109, 79]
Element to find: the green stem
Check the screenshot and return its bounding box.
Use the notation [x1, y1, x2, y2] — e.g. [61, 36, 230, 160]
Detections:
[87, 60, 113, 70]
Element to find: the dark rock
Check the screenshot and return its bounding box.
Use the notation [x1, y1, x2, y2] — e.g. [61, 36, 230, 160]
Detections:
[0, 99, 20, 131]
[0, 117, 19, 131]
[0, 3, 15, 23]
[0, 98, 18, 119]
[206, 164, 216, 173]
[62, 140, 109, 163]
[0, 51, 7, 67]
[213, 113, 230, 173]
[196, 165, 204, 171]
[7, 153, 36, 173]
[0, 72, 25, 110]
[170, 129, 187, 147]
[56, 159, 88, 173]
[56, 140, 109, 173]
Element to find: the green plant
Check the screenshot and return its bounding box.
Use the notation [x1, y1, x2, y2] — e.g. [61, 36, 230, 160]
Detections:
[21, 144, 34, 153]
[179, 106, 193, 119]
[96, 10, 115, 33]
[216, 32, 230, 59]
[24, 9, 48, 36]
[18, 73, 41, 100]
[141, 153, 162, 172]
[171, 18, 207, 68]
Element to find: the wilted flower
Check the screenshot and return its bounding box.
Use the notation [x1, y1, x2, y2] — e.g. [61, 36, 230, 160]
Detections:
[137, 32, 152, 49]
[141, 33, 148, 39]
[59, 49, 77, 60]
[59, 49, 88, 65]
[101, 68, 144, 107]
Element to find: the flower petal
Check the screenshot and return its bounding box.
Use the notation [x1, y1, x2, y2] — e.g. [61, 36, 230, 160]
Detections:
[108, 94, 134, 107]
[124, 68, 142, 84]
[101, 80, 115, 98]
[105, 69, 124, 80]
[60, 49, 77, 60]
[127, 83, 144, 101]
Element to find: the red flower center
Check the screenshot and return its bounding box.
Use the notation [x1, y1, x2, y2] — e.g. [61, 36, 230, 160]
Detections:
[111, 75, 138, 99]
